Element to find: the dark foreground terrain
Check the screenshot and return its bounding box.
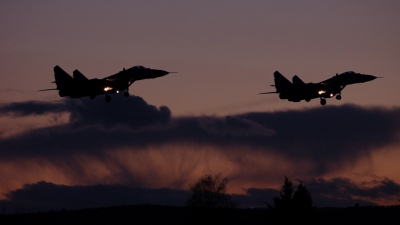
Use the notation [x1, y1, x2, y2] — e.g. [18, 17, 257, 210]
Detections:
[1, 205, 399, 225]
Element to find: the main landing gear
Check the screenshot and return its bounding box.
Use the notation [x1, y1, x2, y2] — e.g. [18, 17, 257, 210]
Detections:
[104, 89, 129, 102]
[320, 93, 341, 105]
[124, 88, 129, 97]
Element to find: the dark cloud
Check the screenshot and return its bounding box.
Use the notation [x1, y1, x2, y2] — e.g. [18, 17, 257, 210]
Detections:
[0, 100, 66, 116]
[65, 95, 171, 129]
[233, 187, 375, 209]
[238, 105, 400, 173]
[0, 181, 190, 213]
[305, 177, 400, 207]
[198, 116, 275, 137]
[233, 176, 400, 208]
[0, 100, 399, 173]
[0, 95, 171, 128]
[232, 188, 279, 208]
[3, 176, 397, 213]
[0, 95, 171, 159]
[1, 99, 400, 209]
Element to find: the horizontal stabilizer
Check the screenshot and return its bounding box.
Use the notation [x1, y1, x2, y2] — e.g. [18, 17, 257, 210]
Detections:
[292, 75, 305, 85]
[73, 69, 89, 81]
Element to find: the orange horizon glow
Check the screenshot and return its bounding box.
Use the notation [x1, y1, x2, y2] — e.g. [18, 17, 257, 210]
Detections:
[1, 143, 399, 206]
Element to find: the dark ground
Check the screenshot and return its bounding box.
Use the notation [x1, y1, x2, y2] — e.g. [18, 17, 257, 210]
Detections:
[1, 205, 399, 225]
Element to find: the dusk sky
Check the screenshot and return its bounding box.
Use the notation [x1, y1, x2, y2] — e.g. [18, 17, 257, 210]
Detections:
[1, 1, 400, 212]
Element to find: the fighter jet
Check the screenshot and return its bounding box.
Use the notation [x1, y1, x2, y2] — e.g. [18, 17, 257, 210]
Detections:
[40, 65, 174, 102]
[260, 71, 380, 105]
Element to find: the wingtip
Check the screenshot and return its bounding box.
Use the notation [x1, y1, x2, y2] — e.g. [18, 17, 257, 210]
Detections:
[38, 88, 57, 91]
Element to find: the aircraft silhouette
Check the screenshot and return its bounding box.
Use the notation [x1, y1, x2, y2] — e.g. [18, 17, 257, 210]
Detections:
[40, 65, 174, 102]
[260, 71, 381, 105]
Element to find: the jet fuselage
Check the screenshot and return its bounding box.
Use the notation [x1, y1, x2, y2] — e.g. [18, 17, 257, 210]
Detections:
[42, 65, 171, 102]
[261, 71, 379, 105]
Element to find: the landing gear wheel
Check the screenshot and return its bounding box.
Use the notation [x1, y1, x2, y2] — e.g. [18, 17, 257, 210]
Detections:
[305, 99, 310, 102]
[89, 95, 96, 99]
[336, 95, 342, 100]
[105, 95, 111, 102]
[320, 99, 326, 105]
[123, 92, 129, 97]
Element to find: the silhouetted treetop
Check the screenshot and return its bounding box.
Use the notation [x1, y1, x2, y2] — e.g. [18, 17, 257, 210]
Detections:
[268, 176, 318, 224]
[293, 182, 313, 210]
[272, 176, 294, 210]
[187, 174, 236, 209]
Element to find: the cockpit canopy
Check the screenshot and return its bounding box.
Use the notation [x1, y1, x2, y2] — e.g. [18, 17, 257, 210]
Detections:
[340, 71, 359, 76]
[130, 65, 148, 70]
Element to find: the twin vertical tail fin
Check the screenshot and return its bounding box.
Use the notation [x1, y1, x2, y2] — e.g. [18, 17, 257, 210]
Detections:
[54, 65, 73, 82]
[73, 69, 89, 81]
[292, 75, 305, 85]
[273, 71, 292, 93]
[54, 65, 74, 90]
[259, 71, 292, 94]
[38, 65, 73, 91]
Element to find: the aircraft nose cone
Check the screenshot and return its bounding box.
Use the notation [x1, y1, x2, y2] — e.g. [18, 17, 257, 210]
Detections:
[160, 70, 169, 76]
[153, 69, 177, 77]
[363, 74, 378, 82]
[163, 71, 178, 76]
[153, 70, 170, 77]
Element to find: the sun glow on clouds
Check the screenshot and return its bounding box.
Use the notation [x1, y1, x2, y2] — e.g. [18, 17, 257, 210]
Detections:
[0, 113, 69, 138]
[2, 146, 400, 206]
[371, 146, 400, 184]
[0, 159, 71, 200]
[0, 143, 298, 198]
[0, 144, 342, 200]
[1, 98, 400, 207]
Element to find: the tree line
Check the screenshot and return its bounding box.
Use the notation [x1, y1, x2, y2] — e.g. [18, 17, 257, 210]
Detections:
[187, 174, 319, 223]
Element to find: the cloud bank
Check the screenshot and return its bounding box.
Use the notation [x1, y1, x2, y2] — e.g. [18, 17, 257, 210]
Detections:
[1, 95, 400, 210]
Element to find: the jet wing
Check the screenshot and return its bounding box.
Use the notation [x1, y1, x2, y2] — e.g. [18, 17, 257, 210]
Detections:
[259, 91, 278, 94]
[104, 73, 128, 82]
[38, 88, 58, 91]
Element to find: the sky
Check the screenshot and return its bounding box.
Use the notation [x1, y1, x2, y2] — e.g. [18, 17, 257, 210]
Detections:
[1, 0, 400, 212]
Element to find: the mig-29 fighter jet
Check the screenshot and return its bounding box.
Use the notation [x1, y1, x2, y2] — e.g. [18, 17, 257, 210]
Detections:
[260, 71, 380, 105]
[40, 65, 174, 102]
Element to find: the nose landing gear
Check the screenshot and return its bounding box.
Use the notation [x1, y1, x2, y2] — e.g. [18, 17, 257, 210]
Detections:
[123, 88, 129, 97]
[105, 95, 111, 102]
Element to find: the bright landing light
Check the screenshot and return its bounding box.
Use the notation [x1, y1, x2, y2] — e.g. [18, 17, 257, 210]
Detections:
[104, 87, 113, 91]
[318, 90, 326, 95]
